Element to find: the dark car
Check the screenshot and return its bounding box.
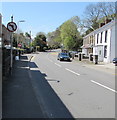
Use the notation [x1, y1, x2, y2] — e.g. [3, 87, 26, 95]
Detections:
[113, 58, 117, 65]
[24, 48, 31, 53]
[69, 51, 79, 57]
[57, 53, 72, 61]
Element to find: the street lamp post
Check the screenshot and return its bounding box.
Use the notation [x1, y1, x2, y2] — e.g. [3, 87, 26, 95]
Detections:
[17, 20, 25, 47]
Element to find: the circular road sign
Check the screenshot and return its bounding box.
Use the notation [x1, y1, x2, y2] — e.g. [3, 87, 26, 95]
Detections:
[7, 22, 17, 32]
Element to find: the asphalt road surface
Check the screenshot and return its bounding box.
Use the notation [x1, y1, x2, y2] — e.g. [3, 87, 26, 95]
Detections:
[28, 50, 116, 118]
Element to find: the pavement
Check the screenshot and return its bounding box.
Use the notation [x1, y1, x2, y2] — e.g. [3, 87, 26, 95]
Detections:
[2, 55, 46, 119]
[2, 54, 74, 119]
[74, 58, 116, 75]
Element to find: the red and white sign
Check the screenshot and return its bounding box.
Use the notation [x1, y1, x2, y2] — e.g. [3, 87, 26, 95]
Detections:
[7, 22, 17, 32]
[18, 44, 22, 47]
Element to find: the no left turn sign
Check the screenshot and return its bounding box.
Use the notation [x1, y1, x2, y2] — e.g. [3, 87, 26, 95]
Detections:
[7, 22, 17, 32]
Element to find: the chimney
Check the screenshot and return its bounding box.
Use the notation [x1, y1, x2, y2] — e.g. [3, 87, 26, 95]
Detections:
[99, 22, 105, 28]
[105, 18, 111, 24]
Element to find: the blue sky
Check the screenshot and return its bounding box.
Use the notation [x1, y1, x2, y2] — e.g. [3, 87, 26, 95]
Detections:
[1, 2, 96, 37]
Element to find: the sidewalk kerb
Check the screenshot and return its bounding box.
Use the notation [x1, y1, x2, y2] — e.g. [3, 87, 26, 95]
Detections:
[27, 55, 49, 118]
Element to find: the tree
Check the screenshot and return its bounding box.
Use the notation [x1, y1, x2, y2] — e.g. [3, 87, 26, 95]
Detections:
[33, 32, 47, 51]
[83, 3, 101, 30]
[97, 2, 115, 19]
[83, 2, 116, 32]
[60, 20, 82, 50]
[25, 32, 31, 39]
[70, 16, 85, 34]
[47, 29, 62, 49]
[13, 33, 26, 47]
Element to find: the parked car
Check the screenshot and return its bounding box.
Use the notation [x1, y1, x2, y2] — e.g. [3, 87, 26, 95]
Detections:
[69, 51, 79, 57]
[113, 58, 117, 65]
[24, 48, 31, 53]
[57, 53, 72, 61]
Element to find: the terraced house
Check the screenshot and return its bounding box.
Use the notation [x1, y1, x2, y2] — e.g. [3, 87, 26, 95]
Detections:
[82, 19, 116, 63]
[82, 31, 95, 57]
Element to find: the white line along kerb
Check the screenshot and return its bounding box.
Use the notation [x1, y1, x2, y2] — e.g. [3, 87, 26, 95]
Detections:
[91, 80, 117, 93]
[65, 68, 80, 76]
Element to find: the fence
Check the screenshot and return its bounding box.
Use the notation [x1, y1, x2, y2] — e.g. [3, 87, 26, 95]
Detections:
[2, 48, 17, 78]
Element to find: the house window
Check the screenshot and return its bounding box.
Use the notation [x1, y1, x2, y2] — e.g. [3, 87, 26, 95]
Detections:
[99, 50, 101, 55]
[100, 32, 103, 43]
[104, 45, 107, 58]
[91, 35, 93, 44]
[105, 30, 108, 43]
[97, 34, 99, 44]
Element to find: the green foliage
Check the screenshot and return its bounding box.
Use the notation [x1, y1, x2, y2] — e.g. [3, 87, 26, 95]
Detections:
[25, 32, 31, 38]
[47, 29, 62, 49]
[60, 20, 82, 50]
[32, 32, 47, 51]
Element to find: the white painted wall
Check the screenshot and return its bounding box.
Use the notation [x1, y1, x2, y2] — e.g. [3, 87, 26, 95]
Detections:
[84, 20, 116, 63]
[94, 20, 115, 63]
[110, 22, 116, 62]
[104, 29, 111, 63]
[82, 48, 87, 55]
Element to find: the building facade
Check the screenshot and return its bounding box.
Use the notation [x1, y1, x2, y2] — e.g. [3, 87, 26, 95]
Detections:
[82, 19, 116, 63]
[82, 31, 95, 57]
[2, 24, 12, 48]
[93, 20, 116, 63]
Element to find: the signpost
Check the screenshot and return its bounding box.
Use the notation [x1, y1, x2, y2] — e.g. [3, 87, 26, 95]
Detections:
[7, 16, 17, 74]
[18, 43, 22, 48]
[7, 22, 17, 32]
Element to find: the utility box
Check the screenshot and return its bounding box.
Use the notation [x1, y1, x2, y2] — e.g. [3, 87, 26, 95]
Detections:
[89, 53, 93, 61]
[93, 55, 98, 64]
[81, 53, 85, 59]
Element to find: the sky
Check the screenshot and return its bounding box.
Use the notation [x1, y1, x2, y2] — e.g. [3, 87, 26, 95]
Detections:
[0, 2, 107, 38]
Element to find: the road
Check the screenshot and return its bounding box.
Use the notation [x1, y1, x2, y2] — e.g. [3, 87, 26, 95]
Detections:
[28, 50, 115, 118]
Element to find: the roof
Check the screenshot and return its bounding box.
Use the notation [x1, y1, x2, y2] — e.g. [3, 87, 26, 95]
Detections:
[83, 19, 116, 39]
[81, 44, 94, 49]
[94, 19, 116, 34]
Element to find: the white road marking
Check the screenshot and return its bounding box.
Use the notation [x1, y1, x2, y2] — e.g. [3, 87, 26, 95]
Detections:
[91, 80, 117, 93]
[48, 59, 53, 62]
[65, 68, 80, 76]
[18, 66, 29, 69]
[30, 68, 39, 71]
[55, 63, 61, 67]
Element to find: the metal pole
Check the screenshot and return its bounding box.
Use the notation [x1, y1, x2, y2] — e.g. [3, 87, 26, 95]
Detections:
[29, 31, 31, 50]
[10, 15, 13, 74]
[17, 21, 19, 48]
[17, 20, 25, 49]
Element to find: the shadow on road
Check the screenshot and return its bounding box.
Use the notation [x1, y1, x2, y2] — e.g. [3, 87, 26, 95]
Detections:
[28, 60, 74, 118]
[3, 55, 74, 119]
